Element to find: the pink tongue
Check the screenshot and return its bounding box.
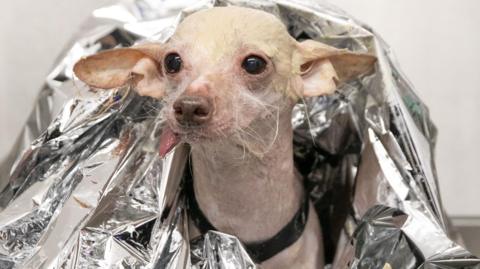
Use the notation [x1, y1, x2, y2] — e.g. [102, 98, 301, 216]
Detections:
[159, 127, 181, 158]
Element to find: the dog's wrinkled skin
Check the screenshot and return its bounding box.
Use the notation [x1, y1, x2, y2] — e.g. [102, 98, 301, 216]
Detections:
[74, 6, 375, 268]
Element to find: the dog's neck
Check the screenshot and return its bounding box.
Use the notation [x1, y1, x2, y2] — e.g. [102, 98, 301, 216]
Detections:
[190, 112, 304, 243]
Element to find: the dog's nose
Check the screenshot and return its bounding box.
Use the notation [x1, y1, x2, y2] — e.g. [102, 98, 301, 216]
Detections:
[173, 96, 213, 126]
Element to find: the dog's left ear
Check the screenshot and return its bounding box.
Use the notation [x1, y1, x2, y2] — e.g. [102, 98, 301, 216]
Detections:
[295, 40, 377, 97]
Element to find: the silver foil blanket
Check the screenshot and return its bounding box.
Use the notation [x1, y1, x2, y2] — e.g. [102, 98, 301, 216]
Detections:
[0, 0, 478, 268]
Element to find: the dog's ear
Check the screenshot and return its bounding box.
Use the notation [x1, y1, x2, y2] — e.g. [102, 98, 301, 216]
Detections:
[73, 43, 166, 98]
[295, 40, 377, 97]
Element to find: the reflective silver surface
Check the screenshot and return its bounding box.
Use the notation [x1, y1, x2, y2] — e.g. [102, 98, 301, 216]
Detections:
[0, 0, 478, 268]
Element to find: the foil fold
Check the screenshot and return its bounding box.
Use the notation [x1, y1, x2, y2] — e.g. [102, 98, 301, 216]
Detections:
[0, 0, 478, 268]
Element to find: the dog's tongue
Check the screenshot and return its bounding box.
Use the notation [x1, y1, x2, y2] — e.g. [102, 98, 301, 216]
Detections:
[159, 127, 180, 158]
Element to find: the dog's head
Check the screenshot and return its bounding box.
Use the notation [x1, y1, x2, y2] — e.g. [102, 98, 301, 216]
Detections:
[74, 7, 375, 155]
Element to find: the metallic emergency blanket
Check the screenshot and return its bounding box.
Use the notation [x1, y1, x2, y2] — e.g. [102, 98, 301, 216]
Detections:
[0, 0, 478, 268]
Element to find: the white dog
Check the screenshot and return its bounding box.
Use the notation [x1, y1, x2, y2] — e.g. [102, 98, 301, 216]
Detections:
[74, 6, 375, 268]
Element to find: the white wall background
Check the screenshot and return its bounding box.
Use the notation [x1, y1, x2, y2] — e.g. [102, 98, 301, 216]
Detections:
[0, 0, 479, 218]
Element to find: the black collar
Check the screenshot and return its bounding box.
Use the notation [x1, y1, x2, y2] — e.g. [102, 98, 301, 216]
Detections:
[184, 164, 310, 263]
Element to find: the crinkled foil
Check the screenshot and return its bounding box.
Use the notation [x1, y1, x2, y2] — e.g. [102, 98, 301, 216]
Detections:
[0, 0, 478, 268]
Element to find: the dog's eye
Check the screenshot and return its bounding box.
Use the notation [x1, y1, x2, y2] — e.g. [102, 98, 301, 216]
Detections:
[164, 53, 183, 74]
[242, 55, 267, 75]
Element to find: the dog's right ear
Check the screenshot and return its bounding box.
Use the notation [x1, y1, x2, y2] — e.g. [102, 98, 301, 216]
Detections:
[73, 43, 165, 98]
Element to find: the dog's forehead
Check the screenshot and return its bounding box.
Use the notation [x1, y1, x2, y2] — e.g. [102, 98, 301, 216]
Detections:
[170, 7, 296, 61]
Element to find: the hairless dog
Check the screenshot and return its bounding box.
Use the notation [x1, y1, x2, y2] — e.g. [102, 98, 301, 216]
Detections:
[74, 6, 375, 268]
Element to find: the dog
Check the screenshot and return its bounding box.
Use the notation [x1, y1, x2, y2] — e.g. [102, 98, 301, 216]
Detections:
[73, 6, 375, 268]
